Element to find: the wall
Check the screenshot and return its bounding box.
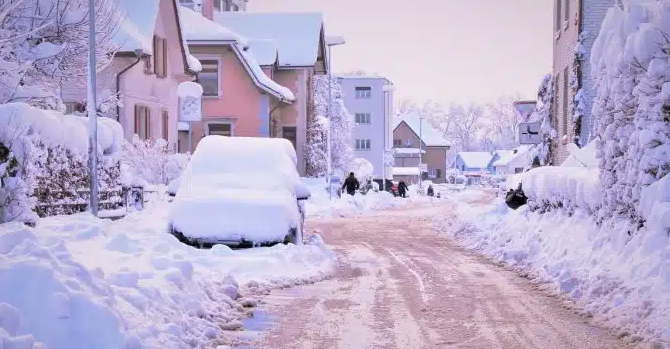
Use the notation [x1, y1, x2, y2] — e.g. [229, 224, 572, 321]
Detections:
[338, 77, 392, 179]
[424, 147, 448, 183]
[274, 68, 307, 175]
[185, 45, 266, 148]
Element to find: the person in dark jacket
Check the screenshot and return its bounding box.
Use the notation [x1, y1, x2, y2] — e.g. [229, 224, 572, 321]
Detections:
[341, 172, 360, 196]
[397, 180, 408, 198]
[427, 185, 434, 197]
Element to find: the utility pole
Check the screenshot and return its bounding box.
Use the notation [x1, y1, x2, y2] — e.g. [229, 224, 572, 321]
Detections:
[87, 0, 99, 216]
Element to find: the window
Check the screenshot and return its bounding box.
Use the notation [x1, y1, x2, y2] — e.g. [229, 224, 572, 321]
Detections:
[153, 36, 167, 77]
[208, 123, 232, 136]
[563, 66, 569, 136]
[162, 110, 169, 141]
[282, 126, 297, 150]
[564, 0, 570, 26]
[435, 169, 442, 179]
[134, 105, 151, 140]
[198, 60, 219, 96]
[355, 139, 371, 151]
[355, 112, 371, 125]
[555, 0, 562, 32]
[354, 86, 371, 99]
[406, 139, 412, 147]
[393, 139, 402, 147]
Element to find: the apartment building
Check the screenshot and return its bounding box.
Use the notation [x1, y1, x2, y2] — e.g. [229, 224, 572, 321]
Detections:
[551, 0, 614, 163]
[337, 75, 395, 181]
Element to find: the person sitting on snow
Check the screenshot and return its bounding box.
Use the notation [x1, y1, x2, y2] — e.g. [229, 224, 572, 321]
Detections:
[427, 185, 434, 197]
[341, 172, 360, 196]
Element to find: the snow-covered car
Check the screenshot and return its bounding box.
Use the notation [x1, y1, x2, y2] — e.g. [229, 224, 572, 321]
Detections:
[168, 136, 310, 248]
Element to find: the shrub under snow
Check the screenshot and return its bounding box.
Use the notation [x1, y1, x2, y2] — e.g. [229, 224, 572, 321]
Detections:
[0, 103, 123, 224]
[591, 1, 670, 221]
[121, 136, 189, 186]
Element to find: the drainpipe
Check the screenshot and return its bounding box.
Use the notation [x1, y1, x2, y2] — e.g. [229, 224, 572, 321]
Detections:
[269, 104, 280, 137]
[116, 49, 144, 122]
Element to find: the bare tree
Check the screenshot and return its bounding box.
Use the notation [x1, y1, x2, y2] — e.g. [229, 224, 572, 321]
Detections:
[484, 95, 524, 150]
[446, 103, 484, 151]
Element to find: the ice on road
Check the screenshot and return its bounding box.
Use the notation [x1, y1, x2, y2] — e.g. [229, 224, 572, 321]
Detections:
[249, 200, 630, 349]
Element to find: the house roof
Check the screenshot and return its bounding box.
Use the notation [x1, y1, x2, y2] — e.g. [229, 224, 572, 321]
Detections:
[179, 7, 294, 103]
[392, 167, 421, 176]
[393, 112, 450, 147]
[337, 75, 392, 83]
[247, 39, 279, 66]
[178, 6, 248, 45]
[492, 145, 531, 166]
[456, 152, 493, 169]
[213, 12, 324, 67]
[114, 0, 196, 73]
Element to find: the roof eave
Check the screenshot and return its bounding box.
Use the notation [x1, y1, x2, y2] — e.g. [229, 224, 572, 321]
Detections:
[186, 39, 240, 45]
[230, 45, 294, 104]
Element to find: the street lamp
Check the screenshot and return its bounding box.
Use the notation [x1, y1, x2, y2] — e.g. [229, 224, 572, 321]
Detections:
[87, 0, 99, 216]
[418, 114, 424, 191]
[325, 35, 345, 200]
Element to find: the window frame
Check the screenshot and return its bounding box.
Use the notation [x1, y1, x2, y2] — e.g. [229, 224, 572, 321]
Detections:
[205, 120, 234, 137]
[393, 139, 401, 147]
[134, 105, 151, 140]
[153, 35, 167, 78]
[196, 56, 221, 98]
[355, 139, 371, 151]
[355, 112, 371, 125]
[354, 86, 372, 99]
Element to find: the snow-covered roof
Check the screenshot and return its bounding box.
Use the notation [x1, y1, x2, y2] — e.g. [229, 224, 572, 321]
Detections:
[393, 112, 450, 147]
[456, 152, 493, 169]
[247, 39, 279, 66]
[213, 12, 324, 67]
[492, 145, 531, 166]
[337, 75, 392, 83]
[114, 0, 160, 54]
[392, 167, 420, 176]
[233, 44, 295, 102]
[179, 6, 248, 45]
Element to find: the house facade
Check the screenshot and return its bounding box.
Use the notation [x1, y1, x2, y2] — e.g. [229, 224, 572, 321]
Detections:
[393, 113, 450, 184]
[211, 12, 328, 176]
[337, 75, 394, 180]
[61, 0, 199, 151]
[551, 0, 614, 163]
[489, 146, 533, 175]
[452, 151, 494, 185]
[176, 6, 294, 153]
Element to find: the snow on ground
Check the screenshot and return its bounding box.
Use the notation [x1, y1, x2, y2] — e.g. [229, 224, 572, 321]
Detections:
[437, 189, 670, 348]
[0, 200, 336, 349]
[301, 178, 427, 218]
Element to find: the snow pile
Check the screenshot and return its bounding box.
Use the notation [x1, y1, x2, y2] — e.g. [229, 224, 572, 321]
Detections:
[591, 1, 670, 221]
[439, 194, 670, 347]
[348, 158, 374, 183]
[301, 177, 420, 218]
[0, 202, 336, 349]
[506, 166, 602, 213]
[639, 173, 670, 230]
[0, 103, 124, 224]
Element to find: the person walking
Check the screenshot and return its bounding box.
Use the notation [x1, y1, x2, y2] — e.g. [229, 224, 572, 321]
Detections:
[397, 180, 408, 198]
[341, 172, 360, 196]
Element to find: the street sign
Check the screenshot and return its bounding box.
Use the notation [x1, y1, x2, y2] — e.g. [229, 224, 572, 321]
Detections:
[419, 163, 428, 172]
[519, 122, 542, 144]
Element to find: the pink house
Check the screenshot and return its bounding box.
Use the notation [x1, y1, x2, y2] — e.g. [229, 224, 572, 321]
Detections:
[212, 12, 328, 175]
[61, 0, 200, 150]
[177, 7, 295, 154]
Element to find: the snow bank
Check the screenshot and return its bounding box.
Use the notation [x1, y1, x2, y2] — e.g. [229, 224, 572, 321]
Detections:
[440, 196, 670, 347]
[301, 177, 422, 218]
[639, 173, 670, 230]
[0, 202, 336, 349]
[506, 166, 602, 213]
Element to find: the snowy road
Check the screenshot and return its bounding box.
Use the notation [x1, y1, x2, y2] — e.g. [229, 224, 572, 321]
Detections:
[246, 199, 631, 349]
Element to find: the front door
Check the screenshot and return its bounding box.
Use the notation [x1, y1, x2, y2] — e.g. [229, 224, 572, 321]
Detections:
[282, 126, 297, 149]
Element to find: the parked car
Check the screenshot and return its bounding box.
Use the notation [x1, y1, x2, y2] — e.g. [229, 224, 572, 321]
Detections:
[168, 136, 310, 248]
[372, 179, 399, 196]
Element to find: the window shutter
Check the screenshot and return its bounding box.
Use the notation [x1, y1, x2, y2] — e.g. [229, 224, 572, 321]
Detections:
[564, 0, 570, 24]
[134, 105, 140, 135]
[162, 38, 168, 77]
[146, 107, 151, 139]
[153, 36, 158, 74]
[555, 0, 562, 31]
[162, 110, 169, 140]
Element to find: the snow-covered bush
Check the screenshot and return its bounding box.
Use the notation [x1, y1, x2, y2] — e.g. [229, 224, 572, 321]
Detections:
[348, 158, 374, 184]
[591, 1, 670, 222]
[0, 103, 123, 224]
[310, 75, 354, 175]
[121, 135, 189, 186]
[507, 166, 602, 215]
[527, 74, 556, 165]
[305, 114, 328, 177]
[0, 0, 122, 111]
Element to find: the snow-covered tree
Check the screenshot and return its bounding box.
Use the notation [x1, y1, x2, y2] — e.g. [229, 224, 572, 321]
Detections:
[483, 95, 524, 150]
[527, 74, 556, 166]
[311, 75, 354, 176]
[122, 136, 188, 185]
[304, 114, 328, 177]
[0, 0, 122, 111]
[591, 1, 670, 221]
[445, 103, 484, 151]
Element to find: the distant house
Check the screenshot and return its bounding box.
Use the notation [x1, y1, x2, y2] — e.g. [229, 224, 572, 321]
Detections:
[393, 113, 450, 184]
[211, 11, 329, 175]
[489, 145, 533, 175]
[177, 6, 295, 153]
[337, 75, 395, 181]
[61, 0, 200, 151]
[452, 151, 493, 184]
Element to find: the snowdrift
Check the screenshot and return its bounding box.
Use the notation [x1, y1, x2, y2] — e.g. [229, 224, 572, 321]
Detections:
[0, 202, 336, 349]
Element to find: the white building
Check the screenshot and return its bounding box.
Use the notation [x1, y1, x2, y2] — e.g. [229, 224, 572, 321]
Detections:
[337, 75, 394, 180]
[490, 146, 533, 175]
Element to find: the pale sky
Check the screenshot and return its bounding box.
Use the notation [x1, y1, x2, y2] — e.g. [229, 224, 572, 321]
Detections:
[249, 0, 553, 106]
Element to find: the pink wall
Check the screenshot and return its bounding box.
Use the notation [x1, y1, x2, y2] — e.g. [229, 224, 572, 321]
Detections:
[201, 0, 213, 20]
[274, 70, 300, 125]
[187, 45, 266, 147]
